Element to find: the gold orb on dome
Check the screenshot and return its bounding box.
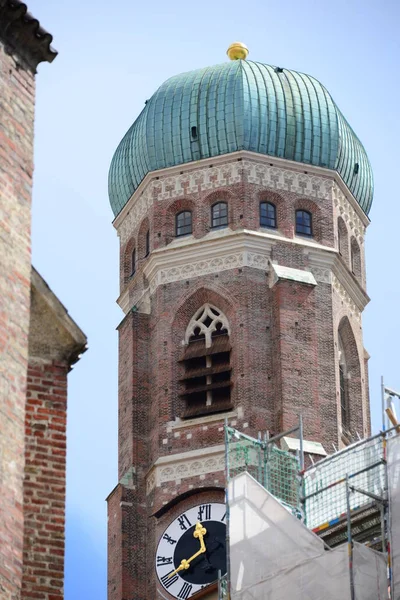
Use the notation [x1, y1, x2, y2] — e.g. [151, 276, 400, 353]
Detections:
[227, 42, 249, 61]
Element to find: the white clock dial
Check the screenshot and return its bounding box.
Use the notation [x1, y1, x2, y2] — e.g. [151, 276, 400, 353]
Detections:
[156, 502, 226, 599]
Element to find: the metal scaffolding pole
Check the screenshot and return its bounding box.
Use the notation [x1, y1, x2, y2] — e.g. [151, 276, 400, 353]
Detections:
[346, 474, 355, 600]
[224, 419, 231, 599]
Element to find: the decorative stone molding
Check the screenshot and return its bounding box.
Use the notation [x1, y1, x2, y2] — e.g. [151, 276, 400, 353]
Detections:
[333, 185, 366, 243]
[185, 304, 230, 347]
[242, 160, 333, 200]
[310, 267, 332, 284]
[115, 151, 370, 244]
[146, 445, 226, 494]
[144, 231, 275, 300]
[332, 274, 361, 323]
[116, 154, 338, 243]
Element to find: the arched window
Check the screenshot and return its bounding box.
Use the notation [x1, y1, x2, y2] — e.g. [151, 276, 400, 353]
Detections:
[260, 202, 277, 228]
[130, 248, 136, 276]
[181, 304, 232, 419]
[145, 230, 150, 257]
[337, 217, 349, 264]
[211, 202, 228, 229]
[295, 210, 312, 237]
[337, 318, 362, 443]
[351, 237, 361, 281]
[176, 211, 192, 237]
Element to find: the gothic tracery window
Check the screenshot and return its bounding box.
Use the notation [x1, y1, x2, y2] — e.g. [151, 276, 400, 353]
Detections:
[180, 305, 232, 419]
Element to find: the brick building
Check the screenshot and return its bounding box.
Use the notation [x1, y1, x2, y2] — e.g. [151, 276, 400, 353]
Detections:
[107, 43, 373, 599]
[0, 2, 86, 599]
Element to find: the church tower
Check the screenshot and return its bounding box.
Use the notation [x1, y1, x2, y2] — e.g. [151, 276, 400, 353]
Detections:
[107, 43, 373, 600]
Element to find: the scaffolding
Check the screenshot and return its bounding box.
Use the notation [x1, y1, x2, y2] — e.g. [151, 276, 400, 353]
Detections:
[221, 422, 400, 600]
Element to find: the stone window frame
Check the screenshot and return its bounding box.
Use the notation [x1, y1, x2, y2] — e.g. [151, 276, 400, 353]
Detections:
[185, 304, 230, 348]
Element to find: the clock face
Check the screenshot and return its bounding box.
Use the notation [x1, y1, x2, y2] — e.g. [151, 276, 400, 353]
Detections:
[156, 502, 227, 598]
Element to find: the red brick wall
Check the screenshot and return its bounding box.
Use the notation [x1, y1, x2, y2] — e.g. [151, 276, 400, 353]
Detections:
[0, 42, 35, 600]
[22, 361, 69, 600]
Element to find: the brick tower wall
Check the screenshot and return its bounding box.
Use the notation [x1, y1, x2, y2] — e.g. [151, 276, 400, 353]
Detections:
[109, 154, 370, 600]
[0, 41, 36, 600]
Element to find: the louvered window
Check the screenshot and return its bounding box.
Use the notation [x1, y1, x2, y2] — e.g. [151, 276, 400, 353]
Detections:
[180, 305, 232, 418]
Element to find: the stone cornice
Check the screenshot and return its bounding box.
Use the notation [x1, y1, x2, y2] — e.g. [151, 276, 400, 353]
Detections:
[113, 151, 370, 241]
[306, 248, 370, 314]
[118, 228, 369, 317]
[117, 229, 333, 313]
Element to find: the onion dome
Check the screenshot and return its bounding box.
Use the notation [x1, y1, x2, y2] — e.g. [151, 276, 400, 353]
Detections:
[109, 47, 373, 217]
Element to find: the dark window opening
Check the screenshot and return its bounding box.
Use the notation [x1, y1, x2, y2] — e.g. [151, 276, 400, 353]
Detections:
[191, 126, 198, 140]
[260, 202, 277, 228]
[189, 327, 205, 343]
[212, 324, 228, 339]
[176, 211, 192, 237]
[211, 202, 228, 229]
[130, 249, 136, 276]
[145, 230, 150, 257]
[295, 210, 312, 237]
[340, 364, 349, 432]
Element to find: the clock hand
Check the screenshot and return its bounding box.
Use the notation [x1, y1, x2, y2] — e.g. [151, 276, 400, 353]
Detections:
[193, 521, 207, 551]
[168, 522, 208, 579]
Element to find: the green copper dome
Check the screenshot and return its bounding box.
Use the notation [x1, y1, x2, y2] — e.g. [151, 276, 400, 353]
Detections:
[109, 59, 373, 216]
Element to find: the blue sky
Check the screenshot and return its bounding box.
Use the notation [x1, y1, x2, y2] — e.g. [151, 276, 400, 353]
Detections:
[27, 0, 400, 597]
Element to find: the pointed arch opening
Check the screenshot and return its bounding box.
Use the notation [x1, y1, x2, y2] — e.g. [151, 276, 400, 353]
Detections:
[338, 317, 362, 442]
[337, 217, 349, 265]
[180, 304, 232, 418]
[351, 237, 361, 282]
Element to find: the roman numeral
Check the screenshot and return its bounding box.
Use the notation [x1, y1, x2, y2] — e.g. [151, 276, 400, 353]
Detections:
[197, 504, 211, 521]
[157, 556, 173, 566]
[160, 571, 179, 589]
[177, 513, 192, 531]
[221, 511, 226, 521]
[178, 582, 193, 598]
[162, 533, 176, 545]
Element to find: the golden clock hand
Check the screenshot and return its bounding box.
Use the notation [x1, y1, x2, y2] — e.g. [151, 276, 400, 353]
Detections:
[193, 521, 207, 551]
[168, 522, 208, 578]
[167, 547, 206, 578]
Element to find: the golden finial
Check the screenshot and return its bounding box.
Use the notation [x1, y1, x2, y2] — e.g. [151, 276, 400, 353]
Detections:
[227, 42, 249, 61]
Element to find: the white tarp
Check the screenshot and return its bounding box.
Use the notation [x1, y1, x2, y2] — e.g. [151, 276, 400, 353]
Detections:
[388, 434, 400, 600]
[229, 472, 388, 600]
[353, 542, 388, 600]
